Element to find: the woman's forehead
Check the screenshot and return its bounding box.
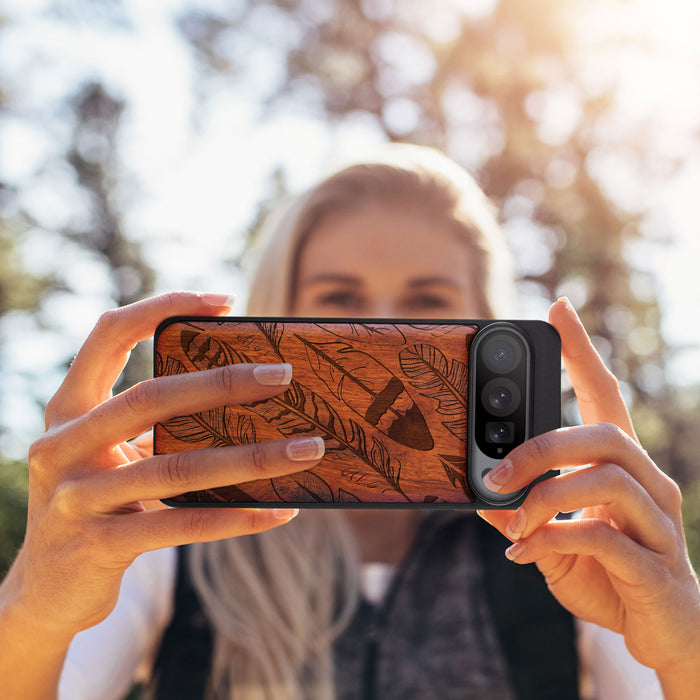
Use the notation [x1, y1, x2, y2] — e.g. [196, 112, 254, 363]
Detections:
[298, 203, 472, 273]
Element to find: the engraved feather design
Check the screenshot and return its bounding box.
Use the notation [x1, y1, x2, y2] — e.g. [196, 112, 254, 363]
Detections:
[249, 379, 408, 499]
[399, 343, 468, 441]
[176, 328, 409, 500]
[313, 323, 407, 345]
[295, 335, 434, 451]
[155, 323, 475, 504]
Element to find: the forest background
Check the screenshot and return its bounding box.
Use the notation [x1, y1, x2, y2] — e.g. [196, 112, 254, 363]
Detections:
[1, 0, 700, 574]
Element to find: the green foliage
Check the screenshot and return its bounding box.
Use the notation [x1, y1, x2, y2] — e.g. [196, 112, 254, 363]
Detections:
[0, 224, 54, 316]
[0, 460, 28, 577]
[682, 478, 700, 572]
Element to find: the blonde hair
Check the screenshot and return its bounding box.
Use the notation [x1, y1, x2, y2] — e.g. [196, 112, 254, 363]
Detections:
[246, 143, 514, 317]
[188, 144, 514, 699]
[188, 512, 360, 700]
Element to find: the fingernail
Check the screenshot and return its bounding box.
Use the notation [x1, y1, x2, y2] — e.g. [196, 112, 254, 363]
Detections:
[506, 509, 527, 540]
[286, 436, 325, 462]
[483, 460, 512, 493]
[505, 541, 527, 561]
[273, 508, 299, 521]
[557, 296, 578, 319]
[254, 363, 293, 386]
[198, 293, 236, 310]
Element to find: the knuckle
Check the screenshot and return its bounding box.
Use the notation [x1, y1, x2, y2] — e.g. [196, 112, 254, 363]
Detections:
[597, 421, 628, 446]
[522, 432, 554, 465]
[52, 479, 83, 517]
[94, 308, 121, 337]
[663, 476, 683, 512]
[158, 451, 198, 490]
[95, 307, 138, 356]
[28, 435, 51, 473]
[123, 379, 158, 416]
[245, 442, 270, 477]
[601, 462, 633, 490]
[28, 432, 61, 477]
[584, 517, 615, 546]
[212, 365, 238, 394]
[529, 477, 554, 510]
[184, 509, 211, 541]
[244, 508, 270, 532]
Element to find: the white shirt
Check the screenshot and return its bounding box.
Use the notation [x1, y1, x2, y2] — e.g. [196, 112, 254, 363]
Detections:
[59, 548, 663, 700]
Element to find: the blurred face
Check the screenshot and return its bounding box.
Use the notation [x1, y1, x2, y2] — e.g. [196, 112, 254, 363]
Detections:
[292, 202, 484, 318]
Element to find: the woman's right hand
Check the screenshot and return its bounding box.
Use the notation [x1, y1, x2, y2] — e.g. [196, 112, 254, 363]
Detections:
[1, 292, 324, 642]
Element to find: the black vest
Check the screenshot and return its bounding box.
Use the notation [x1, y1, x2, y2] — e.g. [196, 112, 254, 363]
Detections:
[148, 514, 579, 699]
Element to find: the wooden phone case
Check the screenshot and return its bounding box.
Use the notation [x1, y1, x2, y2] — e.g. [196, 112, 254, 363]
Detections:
[153, 318, 559, 508]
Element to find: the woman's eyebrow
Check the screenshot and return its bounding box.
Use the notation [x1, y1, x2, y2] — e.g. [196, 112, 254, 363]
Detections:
[302, 273, 362, 286]
[407, 277, 461, 289]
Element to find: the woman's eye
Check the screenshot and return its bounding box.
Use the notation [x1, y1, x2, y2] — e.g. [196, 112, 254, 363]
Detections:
[315, 291, 364, 310]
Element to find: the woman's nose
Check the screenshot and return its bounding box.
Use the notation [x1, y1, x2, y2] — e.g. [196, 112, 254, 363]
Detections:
[363, 300, 396, 318]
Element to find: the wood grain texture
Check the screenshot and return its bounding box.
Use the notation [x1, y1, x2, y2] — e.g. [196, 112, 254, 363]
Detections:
[154, 320, 478, 505]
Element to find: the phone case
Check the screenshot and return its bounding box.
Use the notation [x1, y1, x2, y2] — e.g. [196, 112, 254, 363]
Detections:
[154, 317, 560, 509]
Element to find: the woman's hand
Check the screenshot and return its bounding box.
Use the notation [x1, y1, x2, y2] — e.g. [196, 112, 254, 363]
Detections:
[478, 298, 700, 695]
[1, 292, 324, 643]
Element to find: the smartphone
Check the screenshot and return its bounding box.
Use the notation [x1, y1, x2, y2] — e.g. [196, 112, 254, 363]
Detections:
[153, 317, 560, 509]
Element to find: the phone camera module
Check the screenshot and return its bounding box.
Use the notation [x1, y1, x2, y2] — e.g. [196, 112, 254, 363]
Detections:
[486, 421, 515, 444]
[482, 334, 523, 374]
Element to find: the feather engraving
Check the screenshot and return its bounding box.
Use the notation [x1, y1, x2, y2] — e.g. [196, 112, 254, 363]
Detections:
[249, 380, 408, 500]
[155, 353, 189, 377]
[180, 328, 235, 369]
[271, 470, 334, 502]
[257, 322, 284, 358]
[399, 343, 468, 441]
[158, 323, 475, 503]
[437, 453, 470, 496]
[296, 335, 434, 451]
[313, 323, 407, 346]
[160, 408, 256, 448]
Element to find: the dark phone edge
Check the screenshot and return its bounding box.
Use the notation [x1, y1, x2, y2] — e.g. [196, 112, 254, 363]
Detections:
[154, 316, 561, 510]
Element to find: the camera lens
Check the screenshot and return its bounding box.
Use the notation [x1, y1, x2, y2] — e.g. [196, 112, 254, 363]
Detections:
[481, 378, 521, 417]
[482, 334, 523, 374]
[489, 387, 511, 411]
[486, 421, 514, 444]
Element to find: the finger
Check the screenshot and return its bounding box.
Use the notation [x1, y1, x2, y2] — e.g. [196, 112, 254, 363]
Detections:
[476, 509, 516, 540]
[503, 518, 662, 588]
[85, 437, 325, 508]
[47, 292, 235, 424]
[503, 464, 675, 554]
[483, 423, 681, 515]
[548, 298, 636, 439]
[128, 430, 153, 459]
[64, 362, 293, 458]
[109, 506, 301, 558]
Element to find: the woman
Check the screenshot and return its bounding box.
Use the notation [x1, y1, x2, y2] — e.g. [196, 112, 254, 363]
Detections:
[0, 145, 697, 699]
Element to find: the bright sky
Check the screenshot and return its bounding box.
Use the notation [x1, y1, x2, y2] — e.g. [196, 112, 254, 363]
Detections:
[1, 0, 699, 456]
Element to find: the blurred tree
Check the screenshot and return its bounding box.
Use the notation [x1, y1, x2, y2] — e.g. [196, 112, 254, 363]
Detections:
[0, 196, 48, 576]
[0, 12, 47, 570]
[176, 0, 700, 494]
[61, 80, 156, 391]
[0, 20, 155, 568]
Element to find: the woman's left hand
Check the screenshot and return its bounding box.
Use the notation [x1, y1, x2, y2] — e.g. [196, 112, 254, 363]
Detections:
[478, 298, 700, 695]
